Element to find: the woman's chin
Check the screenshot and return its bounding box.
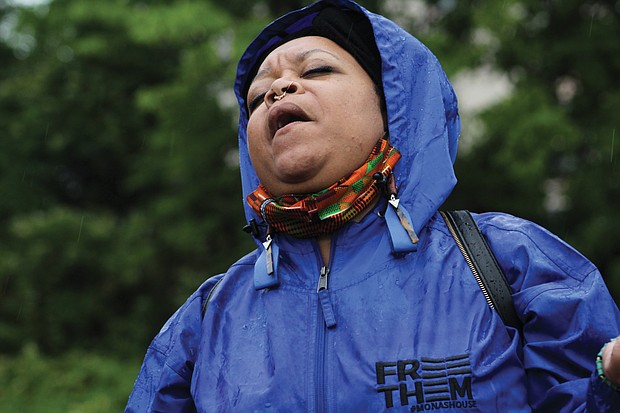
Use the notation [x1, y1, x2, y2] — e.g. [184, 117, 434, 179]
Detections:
[264, 173, 331, 196]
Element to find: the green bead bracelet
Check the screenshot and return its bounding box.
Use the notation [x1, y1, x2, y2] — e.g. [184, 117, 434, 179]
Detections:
[597, 337, 620, 392]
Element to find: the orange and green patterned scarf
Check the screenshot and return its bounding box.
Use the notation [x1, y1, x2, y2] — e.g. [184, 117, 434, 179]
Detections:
[247, 139, 401, 238]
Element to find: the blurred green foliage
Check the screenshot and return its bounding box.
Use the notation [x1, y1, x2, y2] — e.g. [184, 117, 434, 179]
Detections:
[0, 0, 618, 410]
[434, 0, 620, 302]
[0, 344, 138, 412]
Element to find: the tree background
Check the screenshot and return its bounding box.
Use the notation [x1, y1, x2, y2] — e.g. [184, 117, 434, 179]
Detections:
[0, 0, 617, 411]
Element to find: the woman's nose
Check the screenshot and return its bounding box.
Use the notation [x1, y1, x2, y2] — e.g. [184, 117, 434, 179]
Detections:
[265, 78, 301, 106]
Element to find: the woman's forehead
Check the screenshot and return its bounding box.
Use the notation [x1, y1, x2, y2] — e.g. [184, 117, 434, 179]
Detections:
[251, 37, 349, 83]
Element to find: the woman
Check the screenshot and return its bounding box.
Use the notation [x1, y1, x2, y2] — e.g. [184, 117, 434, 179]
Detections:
[126, 0, 620, 411]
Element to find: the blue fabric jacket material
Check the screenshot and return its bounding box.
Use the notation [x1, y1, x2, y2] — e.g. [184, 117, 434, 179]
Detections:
[126, 0, 620, 411]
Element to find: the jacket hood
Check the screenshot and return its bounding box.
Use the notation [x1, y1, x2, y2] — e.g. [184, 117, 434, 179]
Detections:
[234, 0, 460, 240]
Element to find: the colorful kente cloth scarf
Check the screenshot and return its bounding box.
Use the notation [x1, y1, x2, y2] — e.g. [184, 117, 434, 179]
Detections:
[247, 139, 401, 238]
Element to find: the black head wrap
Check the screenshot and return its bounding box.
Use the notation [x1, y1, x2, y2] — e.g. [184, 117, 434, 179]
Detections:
[243, 5, 383, 101]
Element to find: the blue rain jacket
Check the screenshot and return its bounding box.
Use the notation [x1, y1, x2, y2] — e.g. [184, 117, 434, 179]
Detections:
[126, 0, 620, 411]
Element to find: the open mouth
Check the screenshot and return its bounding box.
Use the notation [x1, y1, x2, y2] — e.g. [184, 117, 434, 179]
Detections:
[277, 113, 306, 129]
[269, 103, 311, 136]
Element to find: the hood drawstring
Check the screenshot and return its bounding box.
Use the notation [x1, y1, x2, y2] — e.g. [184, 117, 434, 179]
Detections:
[242, 219, 261, 238]
[374, 173, 419, 253]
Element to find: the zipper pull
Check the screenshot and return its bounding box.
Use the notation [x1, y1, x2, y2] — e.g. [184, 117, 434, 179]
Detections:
[317, 266, 329, 292]
[376, 173, 418, 253]
[317, 266, 336, 328]
[254, 233, 280, 290]
[385, 194, 419, 253]
[263, 234, 274, 275]
[389, 195, 419, 244]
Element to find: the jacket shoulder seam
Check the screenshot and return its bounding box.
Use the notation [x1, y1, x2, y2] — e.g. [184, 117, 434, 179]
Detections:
[482, 219, 595, 282]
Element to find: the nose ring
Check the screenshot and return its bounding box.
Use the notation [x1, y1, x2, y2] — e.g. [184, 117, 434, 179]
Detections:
[274, 81, 294, 101]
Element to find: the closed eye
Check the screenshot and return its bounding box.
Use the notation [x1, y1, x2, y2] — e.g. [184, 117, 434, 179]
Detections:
[248, 92, 266, 114]
[301, 65, 334, 78]
[247, 66, 333, 114]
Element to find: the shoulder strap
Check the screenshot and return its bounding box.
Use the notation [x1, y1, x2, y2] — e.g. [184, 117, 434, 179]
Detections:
[440, 210, 521, 330]
[202, 276, 225, 318]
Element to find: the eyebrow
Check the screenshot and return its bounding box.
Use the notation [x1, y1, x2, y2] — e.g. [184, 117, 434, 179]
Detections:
[251, 48, 342, 84]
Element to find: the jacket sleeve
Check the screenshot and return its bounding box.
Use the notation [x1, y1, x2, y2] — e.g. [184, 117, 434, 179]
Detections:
[124, 275, 223, 413]
[520, 268, 620, 412]
[480, 213, 620, 412]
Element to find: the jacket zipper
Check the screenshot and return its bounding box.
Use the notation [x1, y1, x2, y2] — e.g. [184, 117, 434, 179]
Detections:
[316, 266, 327, 413]
[315, 241, 337, 412]
[441, 212, 495, 310]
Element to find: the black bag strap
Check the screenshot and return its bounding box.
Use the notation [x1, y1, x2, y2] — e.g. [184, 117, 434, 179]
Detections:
[440, 210, 521, 330]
